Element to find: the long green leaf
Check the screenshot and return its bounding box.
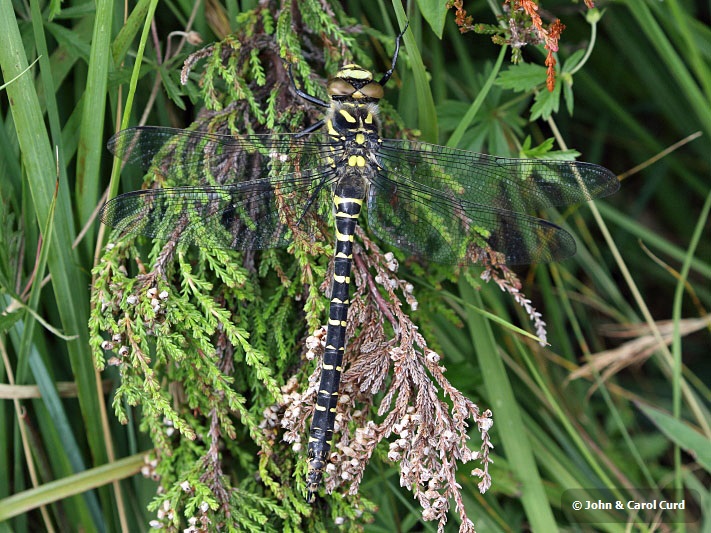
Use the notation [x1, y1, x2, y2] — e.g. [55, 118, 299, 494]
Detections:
[0, 454, 146, 521]
[0, 0, 108, 493]
[461, 280, 558, 532]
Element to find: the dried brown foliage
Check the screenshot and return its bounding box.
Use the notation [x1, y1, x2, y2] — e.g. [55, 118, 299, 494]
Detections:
[271, 232, 494, 532]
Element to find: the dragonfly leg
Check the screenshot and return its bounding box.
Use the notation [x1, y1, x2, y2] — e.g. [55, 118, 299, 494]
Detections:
[378, 22, 409, 87]
[287, 63, 329, 108]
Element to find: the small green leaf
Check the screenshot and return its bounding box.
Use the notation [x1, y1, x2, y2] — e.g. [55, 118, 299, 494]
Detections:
[562, 49, 586, 73]
[160, 66, 187, 110]
[519, 136, 580, 160]
[520, 136, 553, 157]
[496, 63, 547, 93]
[529, 82, 562, 120]
[564, 78, 574, 115]
[0, 308, 22, 333]
[637, 403, 711, 473]
[416, 0, 449, 39]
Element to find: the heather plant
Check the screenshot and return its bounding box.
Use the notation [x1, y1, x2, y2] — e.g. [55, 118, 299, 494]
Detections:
[1, 0, 708, 532]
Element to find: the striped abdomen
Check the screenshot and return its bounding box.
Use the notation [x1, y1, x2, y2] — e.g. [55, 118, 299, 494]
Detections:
[306, 191, 363, 502]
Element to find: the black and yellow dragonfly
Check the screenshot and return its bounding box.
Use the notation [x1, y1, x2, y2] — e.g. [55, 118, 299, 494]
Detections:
[100, 28, 618, 502]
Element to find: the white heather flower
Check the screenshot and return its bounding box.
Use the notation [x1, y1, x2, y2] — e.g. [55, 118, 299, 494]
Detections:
[305, 336, 320, 350]
[334, 517, 345, 525]
[341, 446, 354, 457]
[180, 481, 191, 492]
[479, 417, 493, 432]
[432, 496, 447, 510]
[426, 351, 440, 363]
[422, 508, 437, 521]
[126, 295, 138, 305]
[118, 346, 129, 356]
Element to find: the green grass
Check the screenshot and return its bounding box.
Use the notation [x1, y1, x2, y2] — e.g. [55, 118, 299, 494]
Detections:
[1, 0, 709, 531]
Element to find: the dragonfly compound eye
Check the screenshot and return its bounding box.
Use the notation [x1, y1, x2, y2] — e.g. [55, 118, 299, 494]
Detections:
[327, 78, 358, 97]
[357, 82, 384, 100]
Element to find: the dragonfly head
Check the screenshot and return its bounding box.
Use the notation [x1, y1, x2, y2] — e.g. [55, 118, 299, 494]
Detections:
[328, 64, 384, 102]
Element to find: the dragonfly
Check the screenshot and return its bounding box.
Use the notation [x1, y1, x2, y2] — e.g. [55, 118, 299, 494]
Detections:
[100, 27, 619, 502]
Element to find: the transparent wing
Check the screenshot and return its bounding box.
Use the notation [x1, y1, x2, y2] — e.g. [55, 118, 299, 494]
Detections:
[379, 140, 619, 213]
[108, 126, 337, 181]
[101, 126, 341, 249]
[100, 177, 336, 250]
[367, 167, 576, 265]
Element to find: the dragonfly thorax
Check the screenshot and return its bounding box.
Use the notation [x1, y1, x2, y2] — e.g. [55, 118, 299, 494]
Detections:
[326, 101, 382, 169]
[328, 99, 380, 132]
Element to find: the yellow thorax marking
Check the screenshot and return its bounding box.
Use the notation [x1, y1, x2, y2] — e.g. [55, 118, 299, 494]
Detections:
[326, 119, 339, 137]
[339, 109, 357, 123]
[355, 133, 365, 144]
[347, 155, 366, 167]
